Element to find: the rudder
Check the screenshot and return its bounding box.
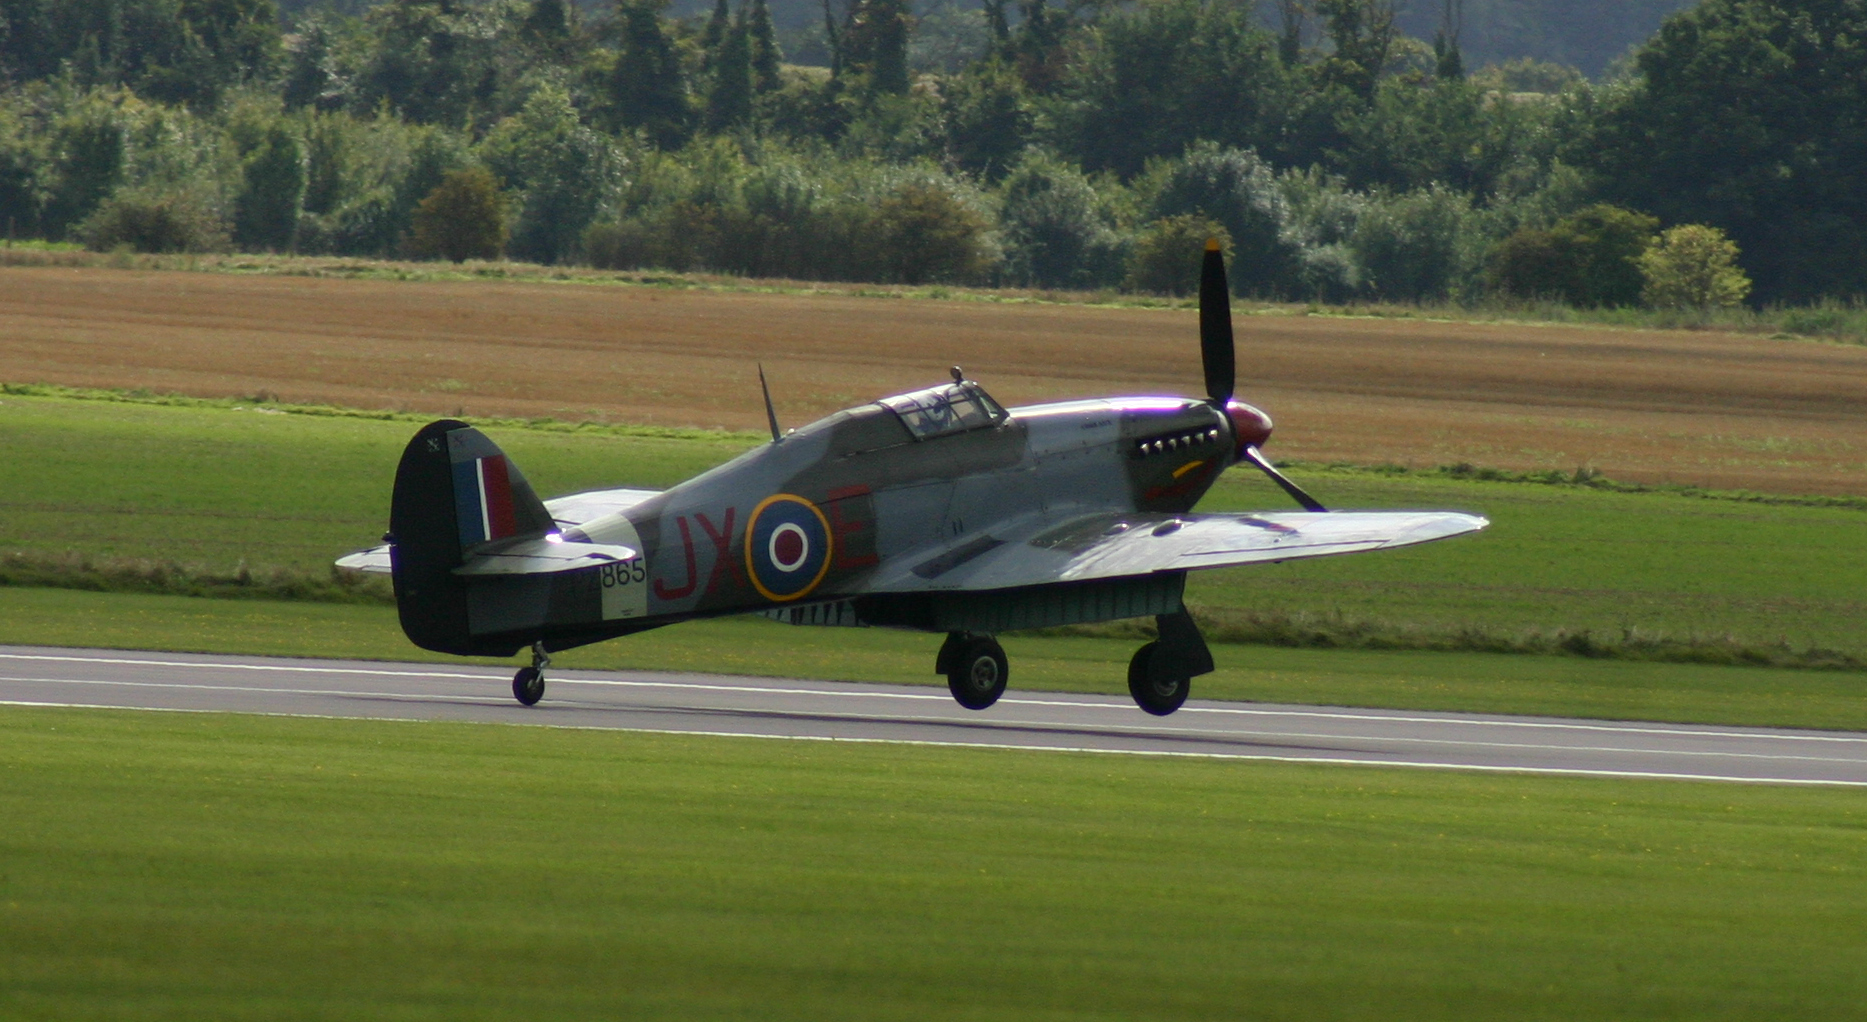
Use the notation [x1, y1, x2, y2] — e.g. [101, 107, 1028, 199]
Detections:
[388, 420, 554, 655]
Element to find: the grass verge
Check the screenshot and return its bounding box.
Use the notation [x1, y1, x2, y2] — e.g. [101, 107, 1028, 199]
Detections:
[3, 706, 1865, 1021]
[8, 587, 1867, 731]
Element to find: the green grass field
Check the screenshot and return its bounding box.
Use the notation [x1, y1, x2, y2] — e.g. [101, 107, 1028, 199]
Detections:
[6, 341, 1865, 1019]
[3, 389, 1864, 659]
[3, 706, 1864, 1020]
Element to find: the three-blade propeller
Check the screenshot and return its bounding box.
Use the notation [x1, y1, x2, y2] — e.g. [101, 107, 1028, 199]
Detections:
[1199, 239, 1327, 513]
[1199, 240, 1236, 406]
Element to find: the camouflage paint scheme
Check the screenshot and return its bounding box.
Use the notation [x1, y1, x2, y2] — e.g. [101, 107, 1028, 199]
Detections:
[570, 391, 1224, 619]
[346, 379, 1485, 664]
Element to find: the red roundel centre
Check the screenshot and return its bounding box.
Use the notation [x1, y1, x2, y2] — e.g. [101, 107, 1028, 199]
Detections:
[772, 526, 807, 570]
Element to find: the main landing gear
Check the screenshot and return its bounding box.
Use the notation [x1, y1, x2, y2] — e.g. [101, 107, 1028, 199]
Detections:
[513, 641, 550, 706]
[934, 609, 1214, 716]
[938, 632, 1008, 710]
[1127, 644, 1189, 715]
[1128, 609, 1214, 716]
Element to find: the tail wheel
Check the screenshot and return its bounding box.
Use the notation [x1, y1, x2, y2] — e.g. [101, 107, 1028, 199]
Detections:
[512, 666, 545, 706]
[947, 636, 1008, 710]
[1128, 642, 1189, 716]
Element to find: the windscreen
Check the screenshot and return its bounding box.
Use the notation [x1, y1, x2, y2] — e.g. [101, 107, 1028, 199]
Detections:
[877, 383, 1008, 440]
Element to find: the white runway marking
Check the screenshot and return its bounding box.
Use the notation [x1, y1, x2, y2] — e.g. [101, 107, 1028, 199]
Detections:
[5, 673, 1858, 767]
[8, 649, 1861, 743]
[4, 646, 1866, 787]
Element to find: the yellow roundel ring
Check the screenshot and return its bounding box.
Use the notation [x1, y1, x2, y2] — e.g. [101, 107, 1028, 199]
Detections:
[744, 493, 835, 603]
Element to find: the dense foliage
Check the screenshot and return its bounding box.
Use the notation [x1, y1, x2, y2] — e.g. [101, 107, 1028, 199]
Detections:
[0, 0, 1858, 306]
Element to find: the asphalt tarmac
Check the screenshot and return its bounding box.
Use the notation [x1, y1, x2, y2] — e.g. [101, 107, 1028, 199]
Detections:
[4, 645, 1865, 786]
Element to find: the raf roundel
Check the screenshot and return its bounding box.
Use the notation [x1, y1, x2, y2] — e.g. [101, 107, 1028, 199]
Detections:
[745, 494, 834, 602]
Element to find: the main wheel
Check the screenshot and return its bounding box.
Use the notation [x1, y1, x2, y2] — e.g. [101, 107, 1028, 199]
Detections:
[512, 666, 545, 706]
[1127, 642, 1189, 716]
[946, 636, 1008, 710]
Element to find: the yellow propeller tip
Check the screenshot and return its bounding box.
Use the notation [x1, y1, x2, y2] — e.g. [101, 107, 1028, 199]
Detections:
[1204, 237, 1221, 252]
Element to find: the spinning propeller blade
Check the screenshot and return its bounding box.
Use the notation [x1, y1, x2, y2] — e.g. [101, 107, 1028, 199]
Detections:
[1199, 238, 1235, 406]
[1241, 445, 1327, 513]
[1200, 238, 1328, 512]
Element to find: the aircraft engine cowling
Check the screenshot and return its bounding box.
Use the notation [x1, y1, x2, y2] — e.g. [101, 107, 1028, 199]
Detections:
[1225, 401, 1274, 456]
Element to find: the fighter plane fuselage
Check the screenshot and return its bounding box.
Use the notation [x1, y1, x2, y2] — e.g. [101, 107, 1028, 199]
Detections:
[563, 392, 1239, 625]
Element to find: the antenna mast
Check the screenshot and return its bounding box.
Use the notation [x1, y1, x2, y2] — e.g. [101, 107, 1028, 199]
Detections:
[758, 363, 782, 443]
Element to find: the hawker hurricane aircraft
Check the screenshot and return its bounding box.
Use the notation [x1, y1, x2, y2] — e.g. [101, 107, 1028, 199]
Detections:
[338, 243, 1486, 714]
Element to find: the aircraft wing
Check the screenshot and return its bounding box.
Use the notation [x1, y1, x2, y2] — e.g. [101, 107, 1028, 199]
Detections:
[542, 486, 662, 527]
[864, 510, 1488, 593]
[334, 486, 661, 575]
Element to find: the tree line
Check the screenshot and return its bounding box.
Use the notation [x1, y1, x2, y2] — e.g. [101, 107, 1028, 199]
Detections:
[0, 0, 1860, 307]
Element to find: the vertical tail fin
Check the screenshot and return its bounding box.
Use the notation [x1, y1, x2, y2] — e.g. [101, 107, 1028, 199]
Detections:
[388, 420, 552, 655]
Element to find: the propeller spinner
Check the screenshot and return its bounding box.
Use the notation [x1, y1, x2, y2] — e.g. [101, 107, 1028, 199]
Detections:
[1199, 238, 1327, 513]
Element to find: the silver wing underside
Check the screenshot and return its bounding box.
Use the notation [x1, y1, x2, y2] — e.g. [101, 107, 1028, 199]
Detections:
[865, 510, 1488, 593]
[333, 486, 661, 575]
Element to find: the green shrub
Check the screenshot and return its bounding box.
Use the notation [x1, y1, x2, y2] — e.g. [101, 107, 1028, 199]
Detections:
[1277, 168, 1367, 301]
[998, 153, 1124, 289]
[1124, 215, 1230, 295]
[1776, 300, 1867, 340]
[1487, 227, 1567, 299]
[1489, 204, 1657, 307]
[869, 180, 993, 284]
[233, 124, 306, 252]
[582, 219, 657, 271]
[1640, 224, 1751, 310]
[1351, 184, 1476, 303]
[78, 186, 230, 253]
[405, 166, 508, 263]
[1145, 144, 1298, 297]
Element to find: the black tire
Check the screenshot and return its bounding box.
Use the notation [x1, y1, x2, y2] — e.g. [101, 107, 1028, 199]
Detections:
[512, 666, 545, 706]
[946, 636, 1008, 710]
[1128, 642, 1189, 716]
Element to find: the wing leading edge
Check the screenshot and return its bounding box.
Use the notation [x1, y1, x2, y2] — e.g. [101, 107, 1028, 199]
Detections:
[866, 510, 1488, 593]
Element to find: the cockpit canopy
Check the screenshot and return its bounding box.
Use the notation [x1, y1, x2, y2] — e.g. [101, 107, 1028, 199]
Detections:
[877, 382, 1008, 440]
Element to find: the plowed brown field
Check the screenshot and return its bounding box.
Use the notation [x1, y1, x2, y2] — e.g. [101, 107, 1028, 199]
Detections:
[4, 266, 1864, 494]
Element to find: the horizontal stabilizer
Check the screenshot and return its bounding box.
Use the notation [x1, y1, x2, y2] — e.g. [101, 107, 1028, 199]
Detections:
[451, 537, 638, 576]
[335, 546, 392, 574]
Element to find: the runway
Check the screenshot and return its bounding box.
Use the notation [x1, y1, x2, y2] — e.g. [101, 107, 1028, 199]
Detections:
[4, 645, 1866, 786]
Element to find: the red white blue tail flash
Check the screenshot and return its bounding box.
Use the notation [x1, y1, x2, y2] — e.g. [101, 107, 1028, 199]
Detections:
[454, 454, 519, 547]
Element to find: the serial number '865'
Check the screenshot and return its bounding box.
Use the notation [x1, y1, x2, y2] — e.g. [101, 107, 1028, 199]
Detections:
[599, 558, 646, 587]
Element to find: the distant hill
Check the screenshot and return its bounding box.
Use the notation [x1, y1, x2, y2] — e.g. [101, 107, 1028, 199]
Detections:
[1392, 0, 1697, 77]
[645, 0, 1700, 77]
[285, 0, 1699, 78]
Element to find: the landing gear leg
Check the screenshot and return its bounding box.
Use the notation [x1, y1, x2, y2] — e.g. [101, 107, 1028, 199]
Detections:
[937, 632, 1008, 710]
[1128, 609, 1214, 716]
[513, 641, 550, 706]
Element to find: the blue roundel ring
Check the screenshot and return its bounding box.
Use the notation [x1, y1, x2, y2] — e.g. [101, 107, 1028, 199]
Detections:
[744, 494, 834, 602]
